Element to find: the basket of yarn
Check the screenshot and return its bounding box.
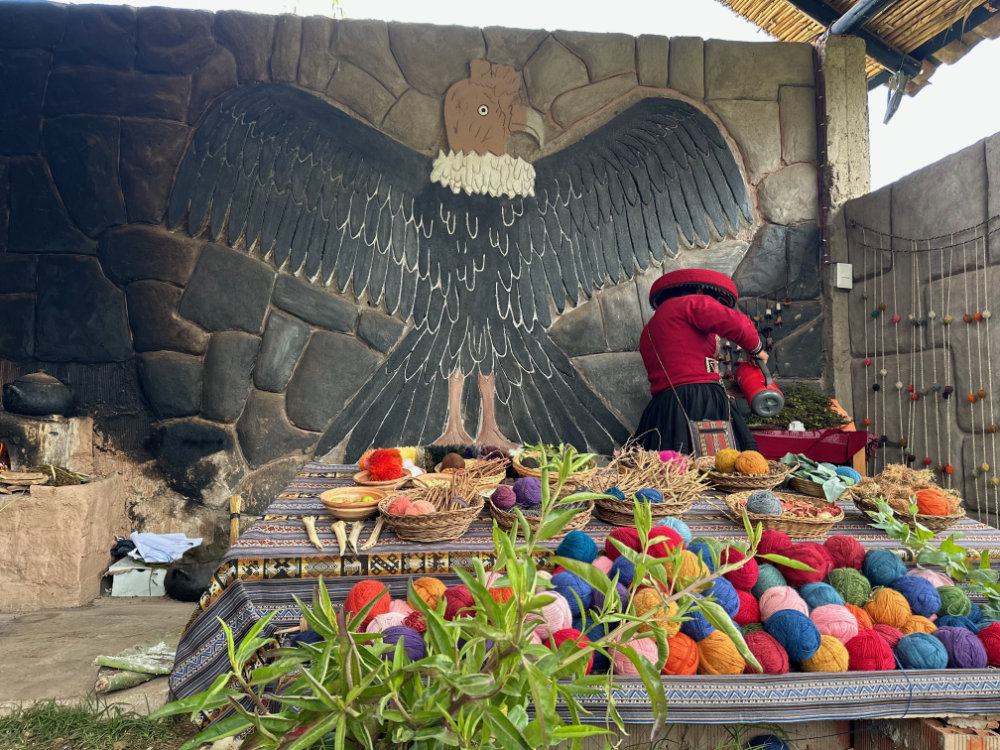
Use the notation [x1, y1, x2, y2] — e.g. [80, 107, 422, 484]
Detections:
[850, 465, 965, 533]
[852, 491, 966, 534]
[693, 453, 797, 492]
[487, 479, 593, 538]
[378, 473, 484, 542]
[724, 490, 844, 538]
[433, 456, 510, 489]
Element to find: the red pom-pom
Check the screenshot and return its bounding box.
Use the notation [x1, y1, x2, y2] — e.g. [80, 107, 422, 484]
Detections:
[367, 448, 405, 481]
[743, 631, 789, 674]
[647, 526, 684, 558]
[756, 529, 793, 558]
[345, 580, 391, 628]
[774, 542, 834, 587]
[733, 589, 761, 626]
[720, 547, 759, 591]
[403, 611, 426, 633]
[604, 528, 642, 561]
[443, 585, 475, 620]
[978, 622, 1000, 667]
[548, 628, 593, 674]
[824, 535, 866, 570]
[873, 623, 903, 649]
[845, 630, 895, 670]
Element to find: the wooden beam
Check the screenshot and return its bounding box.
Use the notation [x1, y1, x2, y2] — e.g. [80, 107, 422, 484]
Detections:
[908, 2, 1000, 61]
[829, 0, 900, 35]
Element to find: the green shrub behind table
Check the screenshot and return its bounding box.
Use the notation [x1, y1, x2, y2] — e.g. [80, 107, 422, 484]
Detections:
[746, 384, 850, 431]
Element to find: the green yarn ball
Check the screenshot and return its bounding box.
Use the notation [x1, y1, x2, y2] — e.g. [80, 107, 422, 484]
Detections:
[741, 621, 765, 636]
[937, 585, 972, 617]
[689, 536, 725, 554]
[829, 567, 872, 607]
[751, 564, 787, 599]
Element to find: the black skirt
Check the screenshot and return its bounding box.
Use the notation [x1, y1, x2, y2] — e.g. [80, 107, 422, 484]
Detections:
[632, 382, 758, 454]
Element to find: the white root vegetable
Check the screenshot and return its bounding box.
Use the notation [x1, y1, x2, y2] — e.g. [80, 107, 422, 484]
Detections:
[302, 516, 323, 551]
[330, 520, 347, 556]
[359, 516, 385, 551]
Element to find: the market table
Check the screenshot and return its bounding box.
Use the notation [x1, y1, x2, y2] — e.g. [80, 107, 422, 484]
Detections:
[170, 462, 1000, 723]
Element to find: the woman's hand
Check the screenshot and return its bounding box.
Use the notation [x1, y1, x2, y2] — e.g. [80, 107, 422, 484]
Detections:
[753, 350, 769, 365]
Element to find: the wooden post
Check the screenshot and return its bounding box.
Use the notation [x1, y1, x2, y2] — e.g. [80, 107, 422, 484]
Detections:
[229, 494, 242, 544]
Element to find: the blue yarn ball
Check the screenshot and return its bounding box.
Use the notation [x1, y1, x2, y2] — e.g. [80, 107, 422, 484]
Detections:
[896, 632, 949, 670]
[687, 542, 717, 572]
[746, 491, 783, 515]
[657, 516, 692, 544]
[799, 582, 845, 610]
[936, 614, 978, 632]
[606, 486, 626, 501]
[889, 576, 942, 618]
[708, 577, 740, 618]
[835, 466, 863, 483]
[610, 555, 636, 587]
[584, 620, 613, 673]
[291, 629, 324, 647]
[592, 581, 630, 613]
[862, 549, 908, 587]
[746, 735, 791, 750]
[976, 619, 999, 633]
[680, 609, 716, 641]
[552, 570, 594, 616]
[555, 530, 599, 564]
[635, 488, 663, 504]
[765, 609, 821, 661]
[967, 600, 984, 623]
[751, 564, 788, 599]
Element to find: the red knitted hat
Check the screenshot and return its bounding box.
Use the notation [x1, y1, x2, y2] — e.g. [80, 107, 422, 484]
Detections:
[649, 269, 739, 309]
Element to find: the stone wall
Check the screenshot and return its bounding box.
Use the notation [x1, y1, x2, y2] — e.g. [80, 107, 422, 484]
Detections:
[843, 134, 1000, 525]
[0, 3, 826, 545]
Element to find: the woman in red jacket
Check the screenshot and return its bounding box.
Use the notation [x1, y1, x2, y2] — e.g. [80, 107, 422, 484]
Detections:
[633, 268, 766, 454]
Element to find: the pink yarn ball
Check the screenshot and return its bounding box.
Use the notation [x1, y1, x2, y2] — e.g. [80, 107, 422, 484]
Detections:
[759, 586, 809, 622]
[612, 635, 659, 676]
[388, 600, 415, 616]
[483, 571, 502, 587]
[526, 591, 572, 639]
[907, 568, 954, 588]
[365, 612, 407, 633]
[528, 629, 544, 646]
[592, 556, 614, 575]
[810, 604, 859, 644]
[658, 450, 689, 472]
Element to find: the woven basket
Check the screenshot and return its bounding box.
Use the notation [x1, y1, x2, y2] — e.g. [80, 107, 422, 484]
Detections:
[433, 457, 509, 489]
[378, 475, 484, 542]
[693, 457, 796, 492]
[788, 475, 847, 500]
[593, 494, 695, 526]
[851, 492, 966, 534]
[488, 499, 593, 538]
[512, 453, 595, 486]
[723, 490, 845, 539]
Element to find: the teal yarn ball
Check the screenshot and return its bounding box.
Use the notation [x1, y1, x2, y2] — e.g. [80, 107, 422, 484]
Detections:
[896, 632, 949, 669]
[746, 490, 783, 515]
[829, 567, 872, 607]
[765, 609, 821, 661]
[657, 516, 692, 544]
[555, 530, 598, 564]
[862, 549, 908, 587]
[835, 466, 863, 483]
[606, 486, 626, 501]
[937, 585, 972, 617]
[635, 488, 663, 503]
[799, 582, 845, 609]
[936, 615, 977, 632]
[968, 600, 984, 623]
[888, 576, 941, 618]
[751, 564, 787, 599]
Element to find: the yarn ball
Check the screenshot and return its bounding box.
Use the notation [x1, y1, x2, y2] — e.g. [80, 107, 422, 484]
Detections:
[835, 466, 863, 483]
[810, 604, 859, 644]
[872, 623, 904, 649]
[745, 736, 791, 750]
[915, 489, 950, 515]
[977, 619, 998, 632]
[536, 570, 552, 582]
[743, 630, 789, 674]
[862, 549, 908, 588]
[290, 629, 323, 647]
[345, 580, 391, 628]
[443, 585, 476, 620]
[824, 535, 866, 570]
[908, 568, 954, 588]
[697, 629, 746, 675]
[687, 542, 717, 572]
[647, 525, 684, 557]
[765, 609, 821, 661]
[656, 516, 693, 544]
[382, 625, 426, 661]
[664, 550, 711, 588]
[658, 450, 690, 472]
[634, 590, 679, 636]
[386, 496, 411, 515]
[402, 611, 426, 634]
[551, 571, 594, 616]
[548, 628, 593, 674]
[845, 630, 895, 670]
[635, 488, 663, 504]
[389, 599, 415, 616]
[865, 587, 912, 628]
[774, 543, 834, 587]
[829, 567, 872, 608]
[800, 634, 850, 672]
[592, 555, 614, 575]
[662, 632, 699, 675]
[935, 626, 988, 668]
[977, 622, 1000, 666]
[751, 564, 788, 599]
[490, 485, 517, 510]
[365, 612, 407, 634]
[900, 615, 937, 635]
[527, 591, 572, 639]
[707, 577, 741, 618]
[605, 486, 627, 501]
[405, 499, 436, 515]
[689, 536, 724, 554]
[845, 602, 874, 630]
[720, 547, 759, 591]
[896, 632, 949, 669]
[612, 634, 659, 676]
[745, 490, 783, 515]
[409, 577, 447, 611]
[741, 621, 765, 635]
[759, 587, 809, 622]
[592, 581, 631, 613]
[889, 576, 942, 618]
[513, 477, 543, 507]
[733, 589, 761, 627]
[555, 530, 599, 563]
[756, 529, 793, 557]
[679, 608, 716, 642]
[967, 601, 984, 623]
[936, 614, 978, 632]
[605, 527, 643, 560]
[937, 585, 972, 617]
[800, 582, 845, 610]
[366, 448, 405, 481]
[489, 586, 514, 604]
[609, 555, 636, 587]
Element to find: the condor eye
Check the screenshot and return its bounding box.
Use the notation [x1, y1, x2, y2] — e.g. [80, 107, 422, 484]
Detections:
[477, 104, 489, 116]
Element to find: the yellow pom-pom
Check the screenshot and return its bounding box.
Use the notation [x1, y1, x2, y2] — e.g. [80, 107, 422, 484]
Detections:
[632, 588, 680, 636]
[800, 635, 849, 672]
[734, 450, 769, 476]
[714, 449, 741, 473]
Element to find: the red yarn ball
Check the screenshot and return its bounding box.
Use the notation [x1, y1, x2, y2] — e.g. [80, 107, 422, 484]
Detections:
[743, 630, 789, 675]
[647, 526, 684, 558]
[978, 622, 1000, 667]
[824, 535, 866, 570]
[443, 585, 476, 620]
[873, 623, 904, 649]
[845, 630, 896, 671]
[733, 589, 761, 626]
[662, 632, 699, 675]
[402, 611, 426, 634]
[548, 628, 593, 674]
[720, 547, 759, 591]
[345, 580, 391, 628]
[774, 542, 834, 587]
[756, 529, 793, 558]
[604, 528, 643, 561]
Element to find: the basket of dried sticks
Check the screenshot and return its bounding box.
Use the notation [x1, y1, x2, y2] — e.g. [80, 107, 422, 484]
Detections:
[378, 473, 485, 542]
[433, 456, 510, 489]
[850, 464, 966, 533]
[512, 447, 596, 488]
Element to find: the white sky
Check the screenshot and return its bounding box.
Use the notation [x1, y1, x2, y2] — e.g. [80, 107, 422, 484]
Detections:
[74, 0, 1000, 189]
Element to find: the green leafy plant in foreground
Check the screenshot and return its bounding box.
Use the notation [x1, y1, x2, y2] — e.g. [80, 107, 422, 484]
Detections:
[156, 444, 813, 749]
[864, 497, 1000, 618]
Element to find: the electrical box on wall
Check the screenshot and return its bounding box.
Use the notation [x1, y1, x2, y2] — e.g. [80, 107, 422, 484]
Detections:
[834, 263, 853, 290]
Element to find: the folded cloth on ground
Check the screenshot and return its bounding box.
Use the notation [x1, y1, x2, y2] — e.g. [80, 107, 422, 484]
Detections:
[128, 531, 202, 563]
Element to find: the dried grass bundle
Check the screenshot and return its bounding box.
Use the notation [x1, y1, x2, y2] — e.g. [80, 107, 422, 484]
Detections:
[439, 456, 510, 481]
[399, 472, 483, 511]
[589, 446, 710, 506]
[853, 464, 962, 514]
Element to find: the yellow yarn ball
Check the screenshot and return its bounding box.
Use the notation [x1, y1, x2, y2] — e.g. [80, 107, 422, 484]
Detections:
[800, 635, 849, 672]
[409, 577, 447, 610]
[899, 614, 937, 634]
[714, 449, 741, 474]
[664, 550, 711, 591]
[632, 588, 680, 636]
[697, 630, 745, 675]
[864, 587, 912, 629]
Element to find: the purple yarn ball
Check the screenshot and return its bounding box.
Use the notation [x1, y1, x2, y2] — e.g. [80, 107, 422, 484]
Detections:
[934, 626, 988, 668]
[513, 477, 543, 507]
[491, 485, 517, 510]
[382, 625, 426, 661]
[592, 582, 630, 612]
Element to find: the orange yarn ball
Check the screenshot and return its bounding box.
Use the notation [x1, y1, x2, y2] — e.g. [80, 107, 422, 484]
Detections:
[864, 588, 912, 629]
[845, 602, 874, 629]
[914, 488, 949, 516]
[697, 630, 745, 675]
[800, 634, 849, 673]
[345, 580, 391, 628]
[489, 586, 514, 604]
[632, 587, 680, 636]
[408, 577, 447, 611]
[899, 614, 937, 635]
[662, 632, 699, 675]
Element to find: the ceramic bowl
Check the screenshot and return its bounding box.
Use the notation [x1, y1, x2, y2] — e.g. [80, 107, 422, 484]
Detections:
[352, 470, 410, 488]
[320, 487, 386, 520]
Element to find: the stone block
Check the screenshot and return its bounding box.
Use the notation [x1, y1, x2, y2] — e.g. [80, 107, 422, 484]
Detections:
[709, 99, 781, 185]
[667, 37, 704, 101]
[0, 50, 50, 155]
[254, 310, 309, 393]
[188, 47, 238, 124]
[0, 412, 95, 474]
[989, 133, 1000, 265]
[138, 351, 203, 419]
[483, 27, 549, 69]
[779, 85, 817, 163]
[120, 118, 191, 224]
[0, 295, 34, 360]
[773, 313, 823, 378]
[45, 68, 190, 121]
[335, 19, 409, 97]
[845, 184, 892, 281]
[554, 31, 635, 80]
[523, 36, 590, 113]
[705, 40, 814, 101]
[325, 60, 395, 125]
[126, 280, 209, 355]
[733, 223, 787, 297]
[551, 73, 636, 128]
[43, 115, 126, 237]
[600, 280, 644, 353]
[0, 2, 67, 50]
[297, 17, 338, 92]
[382, 89, 445, 153]
[272, 274, 357, 331]
[671, 240, 751, 278]
[786, 223, 822, 300]
[234, 455, 308, 516]
[549, 297, 607, 356]
[7, 157, 96, 255]
[237, 388, 317, 467]
[387, 23, 486, 96]
[271, 15, 302, 83]
[637, 35, 669, 88]
[357, 308, 405, 353]
[757, 163, 819, 225]
[35, 256, 132, 363]
[572, 352, 647, 431]
[202, 331, 260, 422]
[0, 256, 37, 294]
[214, 11, 275, 83]
[147, 417, 240, 499]
[99, 225, 201, 287]
[136, 7, 215, 74]
[179, 244, 274, 333]
[285, 331, 380, 432]
[0, 157, 7, 247]
[56, 5, 136, 71]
